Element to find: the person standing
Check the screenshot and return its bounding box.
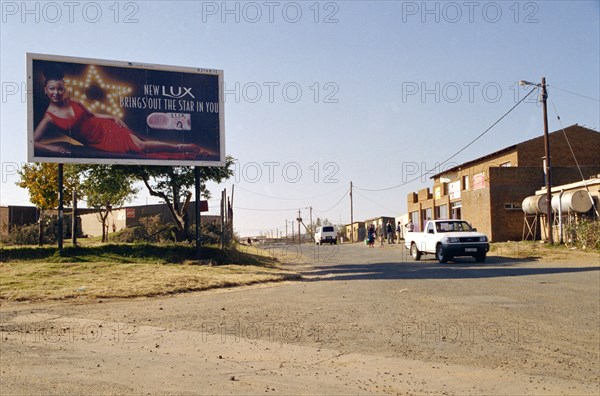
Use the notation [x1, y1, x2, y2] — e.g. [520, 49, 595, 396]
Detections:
[396, 221, 402, 244]
[406, 219, 415, 232]
[367, 224, 376, 248]
[386, 220, 393, 244]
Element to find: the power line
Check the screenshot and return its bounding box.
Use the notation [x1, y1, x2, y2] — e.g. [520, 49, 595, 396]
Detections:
[353, 190, 398, 214]
[234, 206, 300, 212]
[234, 183, 349, 201]
[549, 98, 600, 217]
[312, 188, 350, 213]
[354, 86, 538, 192]
[548, 85, 600, 102]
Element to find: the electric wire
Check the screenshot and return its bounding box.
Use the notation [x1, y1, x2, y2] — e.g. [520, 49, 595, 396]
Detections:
[239, 187, 350, 214]
[235, 206, 301, 212]
[234, 183, 349, 201]
[312, 188, 351, 213]
[548, 85, 600, 102]
[353, 190, 398, 214]
[549, 98, 600, 217]
[353, 86, 539, 192]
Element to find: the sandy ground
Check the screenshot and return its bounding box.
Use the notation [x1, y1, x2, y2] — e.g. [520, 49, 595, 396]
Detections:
[1, 243, 599, 395]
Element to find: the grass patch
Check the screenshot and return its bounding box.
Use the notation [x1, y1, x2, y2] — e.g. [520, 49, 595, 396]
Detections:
[0, 243, 300, 301]
[490, 240, 599, 262]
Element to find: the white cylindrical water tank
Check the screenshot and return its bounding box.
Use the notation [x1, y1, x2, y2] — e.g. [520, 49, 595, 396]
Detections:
[551, 190, 593, 213]
[522, 195, 549, 215]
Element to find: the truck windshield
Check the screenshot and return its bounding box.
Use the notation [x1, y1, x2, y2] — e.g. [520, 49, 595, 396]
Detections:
[435, 221, 473, 232]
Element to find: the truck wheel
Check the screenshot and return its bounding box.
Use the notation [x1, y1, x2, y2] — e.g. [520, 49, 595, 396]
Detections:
[436, 244, 449, 263]
[410, 243, 421, 261]
[475, 253, 486, 263]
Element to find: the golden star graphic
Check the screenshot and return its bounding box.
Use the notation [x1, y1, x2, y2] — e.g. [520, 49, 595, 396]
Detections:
[64, 65, 132, 118]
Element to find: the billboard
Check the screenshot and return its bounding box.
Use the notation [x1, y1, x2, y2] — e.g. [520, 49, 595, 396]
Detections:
[27, 53, 225, 166]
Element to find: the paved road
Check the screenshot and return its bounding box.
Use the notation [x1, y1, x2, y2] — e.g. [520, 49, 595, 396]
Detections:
[1, 243, 599, 395]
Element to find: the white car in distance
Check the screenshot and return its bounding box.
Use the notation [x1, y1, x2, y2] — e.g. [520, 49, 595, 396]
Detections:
[315, 226, 337, 245]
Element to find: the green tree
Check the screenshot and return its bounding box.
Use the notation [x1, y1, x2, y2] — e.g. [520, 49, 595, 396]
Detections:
[17, 163, 77, 245]
[80, 165, 139, 243]
[123, 156, 235, 238]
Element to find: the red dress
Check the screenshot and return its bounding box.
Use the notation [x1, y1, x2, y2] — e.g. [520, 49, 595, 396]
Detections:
[46, 100, 142, 154]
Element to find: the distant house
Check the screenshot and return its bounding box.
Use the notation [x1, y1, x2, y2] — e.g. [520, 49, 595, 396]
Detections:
[0, 205, 94, 237]
[344, 221, 365, 243]
[364, 216, 396, 239]
[79, 202, 219, 237]
[0, 206, 38, 235]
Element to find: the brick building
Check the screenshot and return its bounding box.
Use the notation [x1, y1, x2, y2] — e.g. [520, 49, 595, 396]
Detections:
[407, 125, 600, 241]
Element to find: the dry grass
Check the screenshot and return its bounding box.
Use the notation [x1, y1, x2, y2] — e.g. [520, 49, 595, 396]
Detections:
[0, 261, 300, 301]
[490, 241, 600, 264]
[0, 243, 301, 301]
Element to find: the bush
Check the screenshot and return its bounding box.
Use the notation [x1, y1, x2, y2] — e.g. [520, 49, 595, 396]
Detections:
[0, 222, 58, 246]
[111, 215, 179, 243]
[565, 218, 600, 251]
[110, 215, 223, 244]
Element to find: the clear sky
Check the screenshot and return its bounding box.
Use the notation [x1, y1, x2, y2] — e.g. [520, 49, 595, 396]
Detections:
[1, 0, 599, 237]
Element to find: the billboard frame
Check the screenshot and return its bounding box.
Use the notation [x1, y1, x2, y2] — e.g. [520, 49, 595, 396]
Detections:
[27, 53, 226, 167]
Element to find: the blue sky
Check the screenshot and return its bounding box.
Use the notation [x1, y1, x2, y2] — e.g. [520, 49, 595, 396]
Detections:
[1, 1, 599, 237]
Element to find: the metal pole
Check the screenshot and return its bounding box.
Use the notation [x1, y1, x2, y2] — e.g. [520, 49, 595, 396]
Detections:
[71, 188, 77, 246]
[194, 167, 201, 258]
[309, 206, 313, 239]
[220, 189, 225, 250]
[350, 181, 354, 243]
[57, 164, 64, 253]
[297, 209, 302, 245]
[541, 77, 554, 244]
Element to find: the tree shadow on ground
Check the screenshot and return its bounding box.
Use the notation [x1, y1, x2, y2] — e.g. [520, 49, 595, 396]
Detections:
[302, 255, 599, 281]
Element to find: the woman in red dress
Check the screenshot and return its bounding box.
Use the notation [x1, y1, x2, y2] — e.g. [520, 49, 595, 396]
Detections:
[34, 67, 205, 157]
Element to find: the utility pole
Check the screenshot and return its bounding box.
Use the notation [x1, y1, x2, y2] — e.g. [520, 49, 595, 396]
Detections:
[520, 77, 554, 244]
[309, 206, 313, 238]
[350, 181, 354, 243]
[541, 77, 554, 244]
[296, 209, 302, 245]
[285, 220, 288, 241]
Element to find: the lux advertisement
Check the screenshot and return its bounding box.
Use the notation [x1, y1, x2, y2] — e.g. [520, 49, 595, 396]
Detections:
[28, 53, 225, 166]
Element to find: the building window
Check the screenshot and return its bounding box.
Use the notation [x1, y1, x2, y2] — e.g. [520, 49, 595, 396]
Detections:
[436, 204, 448, 219]
[504, 203, 522, 211]
[421, 208, 432, 228]
[451, 201, 462, 219]
[500, 161, 512, 167]
[410, 211, 420, 232]
[462, 175, 469, 190]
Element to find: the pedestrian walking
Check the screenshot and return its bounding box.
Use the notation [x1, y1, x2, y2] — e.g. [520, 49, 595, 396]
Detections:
[386, 220, 393, 244]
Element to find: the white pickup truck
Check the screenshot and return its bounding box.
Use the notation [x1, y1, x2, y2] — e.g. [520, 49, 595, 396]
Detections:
[404, 220, 489, 263]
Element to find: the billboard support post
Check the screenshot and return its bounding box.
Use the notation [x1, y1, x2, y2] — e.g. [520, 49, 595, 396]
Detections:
[72, 189, 77, 246]
[57, 163, 64, 254]
[195, 166, 202, 259]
